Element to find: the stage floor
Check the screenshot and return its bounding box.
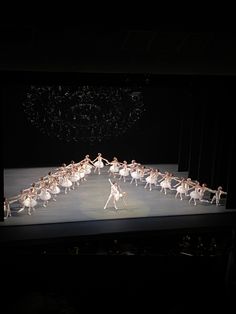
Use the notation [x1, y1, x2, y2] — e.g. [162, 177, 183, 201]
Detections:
[2, 164, 230, 227]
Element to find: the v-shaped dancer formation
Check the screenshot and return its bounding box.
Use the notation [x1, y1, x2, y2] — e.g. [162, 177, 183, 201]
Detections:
[4, 153, 227, 219]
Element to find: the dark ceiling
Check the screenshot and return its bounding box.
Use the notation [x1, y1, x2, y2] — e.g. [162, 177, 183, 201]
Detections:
[1, 24, 236, 75]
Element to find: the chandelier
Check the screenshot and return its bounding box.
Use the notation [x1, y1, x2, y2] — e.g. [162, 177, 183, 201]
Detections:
[22, 85, 145, 143]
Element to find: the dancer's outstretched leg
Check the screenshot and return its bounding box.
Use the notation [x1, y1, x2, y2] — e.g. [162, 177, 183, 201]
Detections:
[17, 206, 25, 213]
[104, 194, 112, 209]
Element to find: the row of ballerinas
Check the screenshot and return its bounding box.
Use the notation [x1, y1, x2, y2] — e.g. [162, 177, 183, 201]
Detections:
[87, 154, 228, 207]
[88, 155, 227, 207]
[119, 165, 227, 206]
[4, 156, 97, 218]
[3, 153, 139, 217]
[4, 153, 228, 218]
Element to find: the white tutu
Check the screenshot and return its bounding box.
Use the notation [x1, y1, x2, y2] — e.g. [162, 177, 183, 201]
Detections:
[78, 171, 85, 179]
[190, 190, 201, 199]
[177, 186, 187, 194]
[119, 169, 129, 176]
[39, 190, 51, 201]
[23, 197, 37, 207]
[160, 181, 171, 189]
[131, 171, 141, 179]
[94, 161, 104, 168]
[61, 178, 72, 187]
[50, 186, 60, 194]
[110, 165, 119, 173]
[146, 176, 156, 184]
[70, 174, 80, 182]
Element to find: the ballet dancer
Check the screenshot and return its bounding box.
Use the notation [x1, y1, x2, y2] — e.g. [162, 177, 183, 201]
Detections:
[188, 181, 202, 206]
[4, 197, 11, 219]
[128, 160, 139, 171]
[16, 190, 28, 213]
[209, 186, 227, 206]
[158, 172, 177, 194]
[130, 165, 142, 186]
[38, 182, 52, 207]
[49, 177, 61, 201]
[144, 168, 157, 191]
[60, 172, 73, 194]
[104, 179, 125, 210]
[21, 187, 38, 215]
[108, 157, 121, 178]
[173, 178, 188, 200]
[119, 161, 130, 182]
[93, 153, 109, 175]
[17, 183, 38, 213]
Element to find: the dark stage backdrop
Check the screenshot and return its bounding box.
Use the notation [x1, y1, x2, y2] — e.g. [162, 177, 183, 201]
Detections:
[2, 72, 191, 168]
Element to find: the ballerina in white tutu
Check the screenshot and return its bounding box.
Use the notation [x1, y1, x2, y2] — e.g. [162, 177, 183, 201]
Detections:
[144, 168, 157, 191]
[188, 181, 202, 206]
[104, 179, 126, 210]
[80, 154, 94, 166]
[17, 183, 38, 213]
[21, 187, 38, 215]
[173, 177, 188, 200]
[130, 165, 142, 186]
[69, 168, 80, 190]
[49, 177, 61, 201]
[108, 157, 121, 178]
[128, 160, 139, 174]
[60, 172, 73, 194]
[38, 182, 52, 207]
[93, 153, 109, 175]
[119, 161, 130, 182]
[159, 172, 177, 195]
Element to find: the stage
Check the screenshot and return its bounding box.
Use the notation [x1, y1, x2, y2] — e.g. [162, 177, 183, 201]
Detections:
[1, 164, 236, 242]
